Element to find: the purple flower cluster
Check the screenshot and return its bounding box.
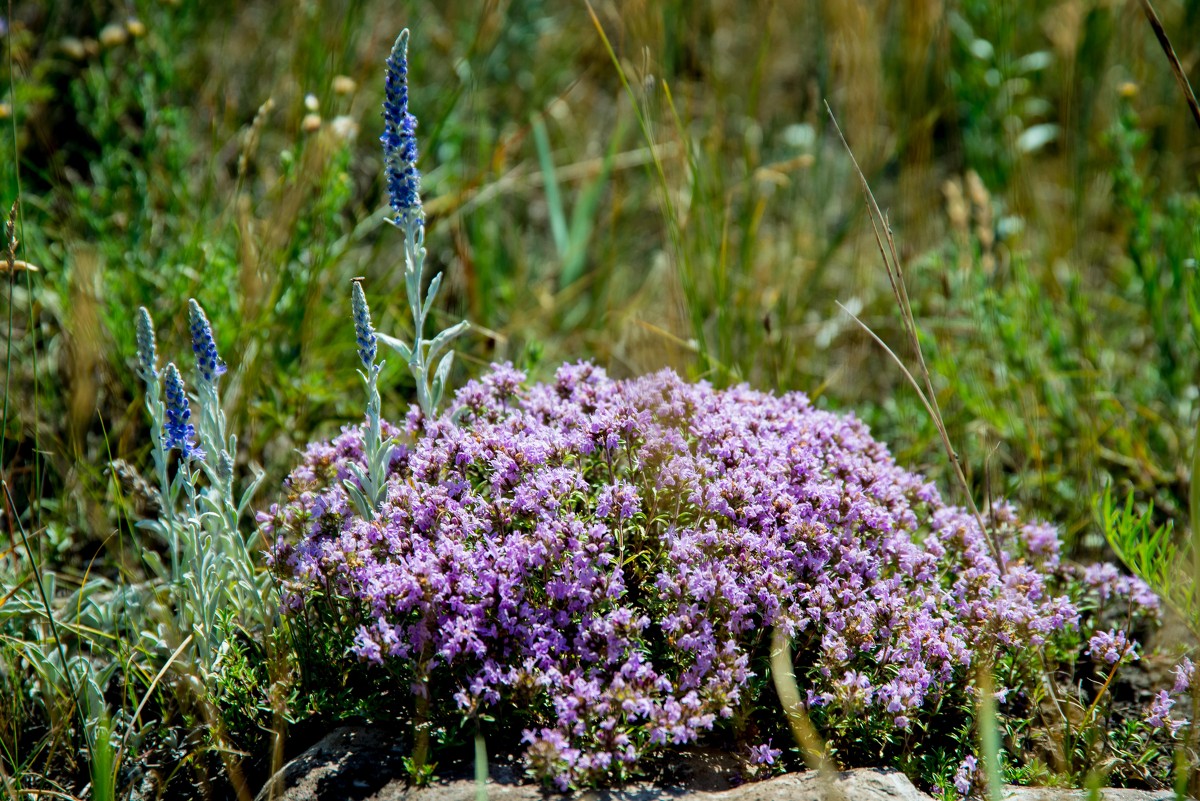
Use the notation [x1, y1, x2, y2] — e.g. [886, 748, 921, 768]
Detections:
[1078, 563, 1160, 615]
[1174, 656, 1194, 694]
[952, 755, 978, 797]
[747, 741, 781, 767]
[1145, 690, 1183, 736]
[1086, 628, 1136, 666]
[1139, 655, 1194, 740]
[264, 363, 1087, 787]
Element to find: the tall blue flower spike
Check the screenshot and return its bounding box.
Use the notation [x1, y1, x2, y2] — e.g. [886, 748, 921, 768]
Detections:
[133, 299, 270, 682]
[136, 306, 159, 384]
[352, 280, 378, 369]
[162, 363, 203, 461]
[188, 299, 227, 385]
[345, 280, 392, 520]
[382, 29, 423, 227]
[370, 28, 469, 422]
[185, 298, 234, 498]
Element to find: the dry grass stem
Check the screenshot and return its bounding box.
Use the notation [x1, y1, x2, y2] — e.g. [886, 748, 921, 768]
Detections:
[826, 104, 1007, 576]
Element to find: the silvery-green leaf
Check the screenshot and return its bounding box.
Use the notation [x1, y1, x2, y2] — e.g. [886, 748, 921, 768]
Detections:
[406, 264, 421, 320]
[377, 331, 413, 362]
[142, 550, 168, 580]
[422, 272, 443, 319]
[244, 527, 262, 552]
[237, 578, 258, 601]
[195, 459, 221, 490]
[198, 493, 222, 516]
[345, 461, 369, 487]
[369, 441, 396, 481]
[434, 349, 455, 384]
[1014, 50, 1052, 74]
[237, 465, 266, 518]
[344, 480, 375, 520]
[1016, 123, 1057, 154]
[425, 320, 470, 368]
[431, 351, 454, 411]
[135, 518, 165, 537]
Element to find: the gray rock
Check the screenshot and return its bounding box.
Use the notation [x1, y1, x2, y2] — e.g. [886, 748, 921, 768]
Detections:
[1004, 788, 1178, 801]
[255, 726, 409, 801]
[257, 727, 1185, 801]
[363, 767, 926, 801]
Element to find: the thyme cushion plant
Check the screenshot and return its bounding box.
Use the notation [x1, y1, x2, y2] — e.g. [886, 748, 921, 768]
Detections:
[263, 358, 1095, 789]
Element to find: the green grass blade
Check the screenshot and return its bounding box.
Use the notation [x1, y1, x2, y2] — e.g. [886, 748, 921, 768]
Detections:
[560, 112, 625, 290]
[532, 115, 569, 258]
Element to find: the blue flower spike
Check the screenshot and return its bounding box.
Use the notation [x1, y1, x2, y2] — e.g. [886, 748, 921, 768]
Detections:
[382, 28, 423, 226]
[188, 299, 227, 385]
[352, 280, 378, 369]
[162, 362, 203, 461]
[136, 306, 159, 384]
[373, 28, 469, 420]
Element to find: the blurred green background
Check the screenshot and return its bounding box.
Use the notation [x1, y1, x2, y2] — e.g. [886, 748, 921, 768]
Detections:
[5, 0, 1200, 564]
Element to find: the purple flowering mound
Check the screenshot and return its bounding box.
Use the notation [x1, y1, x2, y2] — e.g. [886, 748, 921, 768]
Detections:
[262, 362, 1080, 789]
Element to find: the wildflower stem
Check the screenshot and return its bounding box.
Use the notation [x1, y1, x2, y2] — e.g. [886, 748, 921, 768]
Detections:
[474, 724, 488, 801]
[404, 215, 435, 418]
[145, 380, 179, 576]
[1190, 406, 1200, 633]
[975, 661, 1004, 801]
[349, 279, 392, 517]
[1080, 647, 1129, 731]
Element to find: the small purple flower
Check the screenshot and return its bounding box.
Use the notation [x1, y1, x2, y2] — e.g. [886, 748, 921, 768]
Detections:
[163, 363, 203, 460]
[1081, 563, 1161, 616]
[1173, 656, 1194, 694]
[1020, 522, 1060, 567]
[836, 670, 874, 707]
[382, 29, 422, 224]
[188, 299, 226, 384]
[1145, 690, 1182, 736]
[351, 281, 377, 368]
[953, 755, 978, 796]
[1087, 629, 1135, 665]
[747, 742, 781, 766]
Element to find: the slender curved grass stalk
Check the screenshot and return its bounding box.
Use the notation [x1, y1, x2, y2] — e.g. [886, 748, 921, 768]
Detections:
[975, 664, 1003, 801]
[769, 628, 844, 801]
[826, 107, 1006, 577]
[474, 726, 488, 801]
